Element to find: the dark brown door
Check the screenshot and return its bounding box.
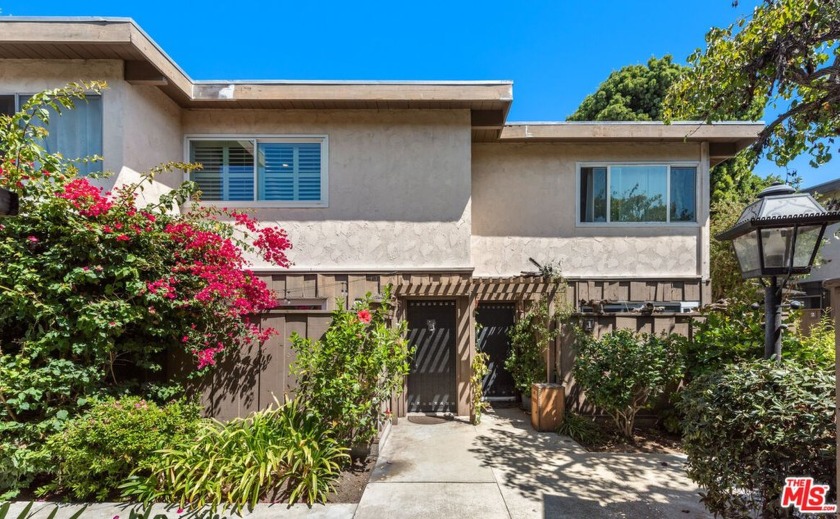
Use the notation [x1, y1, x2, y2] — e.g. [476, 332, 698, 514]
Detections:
[406, 300, 457, 413]
[476, 303, 517, 399]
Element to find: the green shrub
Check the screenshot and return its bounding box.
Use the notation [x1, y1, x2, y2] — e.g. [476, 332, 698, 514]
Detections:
[574, 329, 685, 438]
[557, 413, 602, 445]
[679, 361, 836, 518]
[291, 287, 411, 446]
[42, 396, 201, 501]
[505, 299, 556, 394]
[688, 297, 834, 380]
[121, 400, 347, 512]
[786, 310, 835, 369]
[687, 297, 766, 379]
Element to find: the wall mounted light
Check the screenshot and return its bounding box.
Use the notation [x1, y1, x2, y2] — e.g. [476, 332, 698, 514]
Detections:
[426, 319, 436, 333]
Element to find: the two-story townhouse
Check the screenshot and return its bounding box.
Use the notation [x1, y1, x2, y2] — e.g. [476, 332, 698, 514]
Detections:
[0, 17, 762, 418]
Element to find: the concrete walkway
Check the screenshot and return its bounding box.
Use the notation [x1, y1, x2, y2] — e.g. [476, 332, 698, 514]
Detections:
[355, 407, 711, 519]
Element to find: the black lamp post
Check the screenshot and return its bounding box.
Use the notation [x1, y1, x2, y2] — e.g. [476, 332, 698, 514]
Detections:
[717, 183, 840, 360]
[0, 186, 18, 216]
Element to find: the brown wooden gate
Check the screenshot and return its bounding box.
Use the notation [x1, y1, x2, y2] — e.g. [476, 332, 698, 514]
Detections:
[406, 300, 457, 413]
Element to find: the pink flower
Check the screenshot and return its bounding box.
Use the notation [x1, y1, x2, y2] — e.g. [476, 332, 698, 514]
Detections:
[177, 508, 184, 514]
[27, 236, 38, 243]
[116, 234, 130, 242]
[59, 178, 113, 217]
[357, 310, 372, 324]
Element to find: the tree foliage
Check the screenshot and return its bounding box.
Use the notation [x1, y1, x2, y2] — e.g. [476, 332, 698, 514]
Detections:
[569, 55, 768, 206]
[710, 196, 764, 300]
[665, 0, 840, 167]
[568, 56, 686, 121]
[679, 361, 836, 518]
[688, 293, 835, 380]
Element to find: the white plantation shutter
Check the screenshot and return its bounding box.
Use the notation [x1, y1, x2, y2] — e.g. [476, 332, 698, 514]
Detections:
[189, 138, 324, 203]
[258, 142, 322, 201]
[190, 141, 255, 201]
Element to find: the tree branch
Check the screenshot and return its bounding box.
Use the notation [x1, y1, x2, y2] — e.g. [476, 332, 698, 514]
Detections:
[750, 92, 839, 155]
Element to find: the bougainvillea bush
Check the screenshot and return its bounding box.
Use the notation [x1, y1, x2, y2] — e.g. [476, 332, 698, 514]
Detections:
[0, 83, 291, 498]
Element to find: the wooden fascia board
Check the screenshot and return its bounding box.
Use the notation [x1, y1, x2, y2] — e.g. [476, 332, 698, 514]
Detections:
[191, 82, 513, 104]
[126, 24, 192, 101]
[499, 123, 764, 143]
[0, 20, 134, 44]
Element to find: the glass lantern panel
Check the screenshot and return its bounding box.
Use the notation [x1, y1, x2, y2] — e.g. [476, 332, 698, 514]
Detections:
[733, 231, 761, 275]
[761, 227, 794, 269]
[793, 225, 823, 268]
[760, 196, 823, 218]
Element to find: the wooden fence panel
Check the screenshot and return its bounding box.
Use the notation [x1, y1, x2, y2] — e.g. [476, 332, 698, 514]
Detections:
[170, 312, 332, 420]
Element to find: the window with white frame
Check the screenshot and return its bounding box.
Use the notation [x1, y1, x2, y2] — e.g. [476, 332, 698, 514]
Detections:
[0, 94, 103, 176]
[579, 164, 696, 224]
[187, 137, 327, 205]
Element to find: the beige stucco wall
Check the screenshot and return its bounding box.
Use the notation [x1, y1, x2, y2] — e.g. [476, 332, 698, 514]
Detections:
[471, 141, 710, 279]
[0, 59, 183, 193]
[115, 83, 184, 185]
[182, 109, 473, 270]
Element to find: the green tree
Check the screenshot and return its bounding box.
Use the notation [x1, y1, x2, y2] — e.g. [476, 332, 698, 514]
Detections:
[665, 0, 840, 168]
[568, 56, 685, 121]
[569, 55, 767, 206]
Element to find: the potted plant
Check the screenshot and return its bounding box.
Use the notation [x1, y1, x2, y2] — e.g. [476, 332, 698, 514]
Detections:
[505, 299, 557, 411]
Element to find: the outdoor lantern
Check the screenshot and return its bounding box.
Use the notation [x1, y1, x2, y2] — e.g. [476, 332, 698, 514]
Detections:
[718, 184, 839, 278]
[0, 186, 18, 216]
[717, 183, 840, 360]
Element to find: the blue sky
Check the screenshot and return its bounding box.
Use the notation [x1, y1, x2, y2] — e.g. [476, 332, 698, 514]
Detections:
[3, 0, 836, 187]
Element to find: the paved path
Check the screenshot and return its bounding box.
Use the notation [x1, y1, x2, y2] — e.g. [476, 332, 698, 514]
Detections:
[355, 407, 711, 519]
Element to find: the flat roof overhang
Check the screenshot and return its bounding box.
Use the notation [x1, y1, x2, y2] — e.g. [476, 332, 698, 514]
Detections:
[0, 17, 763, 154]
[499, 122, 764, 164]
[0, 17, 512, 135]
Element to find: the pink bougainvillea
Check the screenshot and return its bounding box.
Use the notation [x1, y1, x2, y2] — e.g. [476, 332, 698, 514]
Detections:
[59, 178, 113, 217]
[3, 169, 291, 372]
